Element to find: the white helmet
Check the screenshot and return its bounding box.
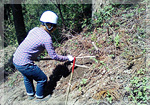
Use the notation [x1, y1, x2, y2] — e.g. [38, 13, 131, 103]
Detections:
[40, 11, 58, 24]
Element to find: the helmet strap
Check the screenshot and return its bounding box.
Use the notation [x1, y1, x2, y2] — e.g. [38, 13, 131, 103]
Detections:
[43, 23, 53, 31]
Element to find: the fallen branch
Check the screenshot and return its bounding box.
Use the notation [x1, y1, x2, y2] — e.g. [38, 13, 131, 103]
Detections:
[36, 56, 96, 61]
[92, 42, 99, 51]
[71, 63, 90, 69]
[76, 56, 96, 59]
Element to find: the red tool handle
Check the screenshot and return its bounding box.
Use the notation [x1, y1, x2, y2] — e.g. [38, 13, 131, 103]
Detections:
[72, 57, 76, 73]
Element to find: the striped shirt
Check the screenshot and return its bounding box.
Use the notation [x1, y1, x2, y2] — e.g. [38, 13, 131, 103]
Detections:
[13, 27, 68, 65]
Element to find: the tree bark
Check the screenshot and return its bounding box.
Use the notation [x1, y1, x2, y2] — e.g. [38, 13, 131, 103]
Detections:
[11, 4, 26, 45]
[92, 0, 109, 20]
[0, 4, 4, 49]
[56, 4, 66, 29]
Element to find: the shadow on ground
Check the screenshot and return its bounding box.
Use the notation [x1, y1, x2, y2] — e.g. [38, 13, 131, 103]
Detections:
[44, 61, 73, 97]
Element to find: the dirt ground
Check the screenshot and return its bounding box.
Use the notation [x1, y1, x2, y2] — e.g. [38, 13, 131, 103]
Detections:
[0, 59, 99, 105]
[1, 45, 149, 105]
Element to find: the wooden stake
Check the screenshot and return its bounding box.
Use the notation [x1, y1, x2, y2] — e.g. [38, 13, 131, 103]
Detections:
[65, 72, 73, 105]
[65, 57, 76, 105]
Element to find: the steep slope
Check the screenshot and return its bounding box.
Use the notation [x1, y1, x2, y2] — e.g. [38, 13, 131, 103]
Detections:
[1, 3, 150, 105]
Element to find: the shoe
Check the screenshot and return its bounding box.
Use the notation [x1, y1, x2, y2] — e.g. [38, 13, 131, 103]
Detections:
[35, 94, 51, 102]
[28, 95, 35, 100]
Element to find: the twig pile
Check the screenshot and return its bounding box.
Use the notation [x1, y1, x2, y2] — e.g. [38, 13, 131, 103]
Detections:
[53, 4, 148, 104]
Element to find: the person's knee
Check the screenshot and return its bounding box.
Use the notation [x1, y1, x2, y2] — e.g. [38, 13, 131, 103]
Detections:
[43, 74, 48, 81]
[38, 76, 47, 83]
[43, 76, 48, 82]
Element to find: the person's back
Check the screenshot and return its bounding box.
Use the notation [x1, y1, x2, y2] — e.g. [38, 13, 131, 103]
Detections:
[13, 27, 46, 65]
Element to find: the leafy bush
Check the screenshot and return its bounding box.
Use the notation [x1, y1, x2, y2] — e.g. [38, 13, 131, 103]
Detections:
[125, 75, 150, 105]
[93, 4, 115, 27]
[4, 4, 92, 47]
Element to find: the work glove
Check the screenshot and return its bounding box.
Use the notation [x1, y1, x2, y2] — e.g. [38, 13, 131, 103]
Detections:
[67, 55, 74, 61]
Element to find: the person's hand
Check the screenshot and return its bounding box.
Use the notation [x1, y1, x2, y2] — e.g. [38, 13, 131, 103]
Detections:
[67, 55, 74, 61]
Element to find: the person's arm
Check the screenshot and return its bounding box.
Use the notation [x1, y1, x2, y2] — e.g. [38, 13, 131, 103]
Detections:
[44, 37, 69, 61]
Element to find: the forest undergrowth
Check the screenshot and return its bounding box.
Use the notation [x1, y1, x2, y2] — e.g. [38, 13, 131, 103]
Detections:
[51, 4, 150, 105]
[2, 3, 150, 105]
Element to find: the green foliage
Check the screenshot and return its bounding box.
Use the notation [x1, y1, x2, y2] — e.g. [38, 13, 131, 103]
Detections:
[4, 5, 18, 47]
[4, 4, 91, 47]
[125, 69, 150, 104]
[80, 78, 87, 85]
[60, 4, 91, 32]
[92, 57, 99, 64]
[39, 50, 48, 58]
[8, 73, 18, 87]
[93, 5, 115, 27]
[79, 78, 87, 91]
[106, 91, 113, 103]
[4, 20, 18, 47]
[22, 4, 56, 32]
[114, 34, 120, 47]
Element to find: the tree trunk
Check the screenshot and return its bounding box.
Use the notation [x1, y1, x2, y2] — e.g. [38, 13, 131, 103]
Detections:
[92, 0, 109, 20]
[11, 4, 26, 45]
[56, 4, 66, 29]
[0, 4, 4, 49]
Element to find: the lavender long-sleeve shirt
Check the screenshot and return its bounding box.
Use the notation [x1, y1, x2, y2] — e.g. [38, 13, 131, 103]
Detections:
[13, 27, 68, 65]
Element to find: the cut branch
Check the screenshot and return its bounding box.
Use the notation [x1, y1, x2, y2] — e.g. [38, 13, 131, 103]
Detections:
[92, 42, 99, 51]
[76, 56, 96, 59]
[71, 63, 90, 69]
